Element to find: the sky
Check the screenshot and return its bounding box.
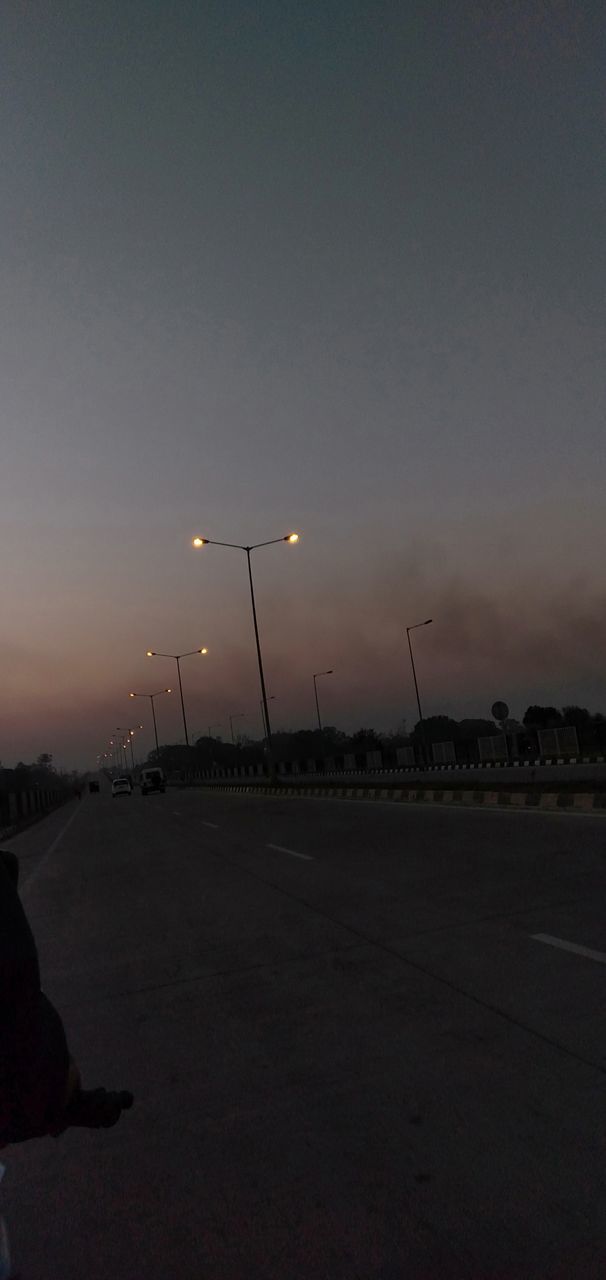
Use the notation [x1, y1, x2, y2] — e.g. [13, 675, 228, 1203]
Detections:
[1, 0, 604, 770]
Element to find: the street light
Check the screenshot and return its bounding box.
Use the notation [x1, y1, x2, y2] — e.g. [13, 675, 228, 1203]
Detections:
[192, 531, 299, 776]
[128, 689, 172, 759]
[229, 713, 245, 744]
[114, 728, 131, 772]
[116, 726, 144, 772]
[406, 619, 433, 767]
[313, 670, 333, 733]
[110, 734, 129, 773]
[146, 648, 208, 747]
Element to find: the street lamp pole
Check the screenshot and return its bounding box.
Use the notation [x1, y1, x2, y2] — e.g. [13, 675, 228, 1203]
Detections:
[406, 619, 433, 767]
[129, 690, 172, 760]
[229, 713, 245, 745]
[313, 670, 333, 733]
[146, 649, 208, 748]
[192, 532, 299, 778]
[260, 695, 275, 741]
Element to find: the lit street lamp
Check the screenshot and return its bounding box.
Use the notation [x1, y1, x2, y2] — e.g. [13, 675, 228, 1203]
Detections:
[313, 669, 333, 733]
[146, 648, 207, 748]
[192, 532, 299, 776]
[116, 725, 144, 772]
[110, 734, 129, 773]
[406, 619, 433, 767]
[229, 713, 245, 744]
[129, 689, 172, 759]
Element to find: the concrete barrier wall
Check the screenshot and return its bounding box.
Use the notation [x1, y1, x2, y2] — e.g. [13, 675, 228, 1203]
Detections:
[191, 782, 606, 816]
[0, 787, 69, 837]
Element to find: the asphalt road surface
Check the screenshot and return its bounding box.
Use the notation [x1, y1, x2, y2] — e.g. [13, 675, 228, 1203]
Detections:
[3, 786, 606, 1278]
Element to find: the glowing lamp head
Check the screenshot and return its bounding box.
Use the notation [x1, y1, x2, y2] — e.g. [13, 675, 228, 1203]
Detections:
[146, 650, 154, 657]
[287, 532, 299, 543]
[129, 693, 135, 698]
[192, 536, 207, 548]
[199, 647, 208, 654]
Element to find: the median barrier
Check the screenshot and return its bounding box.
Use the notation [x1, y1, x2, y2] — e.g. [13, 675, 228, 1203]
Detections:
[188, 781, 606, 816]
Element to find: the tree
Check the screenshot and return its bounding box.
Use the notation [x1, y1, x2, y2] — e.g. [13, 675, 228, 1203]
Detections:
[560, 706, 592, 728]
[350, 728, 382, 750]
[411, 715, 458, 743]
[522, 706, 563, 729]
[457, 719, 497, 741]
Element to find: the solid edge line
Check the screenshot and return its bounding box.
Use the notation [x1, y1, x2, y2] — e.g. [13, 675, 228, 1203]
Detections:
[21, 803, 82, 893]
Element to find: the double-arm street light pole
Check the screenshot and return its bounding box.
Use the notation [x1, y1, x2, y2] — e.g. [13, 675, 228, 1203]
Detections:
[192, 532, 299, 777]
[146, 648, 208, 747]
[313, 670, 333, 733]
[406, 619, 433, 766]
[128, 689, 172, 759]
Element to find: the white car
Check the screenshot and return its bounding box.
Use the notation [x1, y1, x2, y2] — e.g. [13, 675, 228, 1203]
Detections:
[112, 777, 132, 798]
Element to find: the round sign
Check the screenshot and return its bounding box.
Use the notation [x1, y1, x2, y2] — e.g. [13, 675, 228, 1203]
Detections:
[491, 701, 509, 721]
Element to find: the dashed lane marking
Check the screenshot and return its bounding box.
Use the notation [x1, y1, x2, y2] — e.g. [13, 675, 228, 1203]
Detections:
[266, 843, 313, 861]
[531, 933, 606, 966]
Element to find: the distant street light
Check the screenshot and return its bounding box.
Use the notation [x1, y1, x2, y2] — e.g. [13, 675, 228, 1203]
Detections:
[313, 669, 333, 733]
[146, 648, 207, 748]
[115, 725, 144, 771]
[128, 689, 172, 759]
[406, 619, 433, 766]
[192, 532, 299, 776]
[111, 731, 130, 773]
[229, 713, 245, 745]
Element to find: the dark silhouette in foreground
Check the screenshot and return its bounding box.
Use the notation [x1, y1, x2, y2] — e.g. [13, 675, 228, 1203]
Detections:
[0, 849, 133, 1149]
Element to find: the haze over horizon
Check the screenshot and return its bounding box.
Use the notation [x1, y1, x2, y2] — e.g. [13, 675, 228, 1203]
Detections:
[1, 1, 604, 770]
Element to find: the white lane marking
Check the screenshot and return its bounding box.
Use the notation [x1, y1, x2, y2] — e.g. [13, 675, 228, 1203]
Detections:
[531, 933, 606, 966]
[202, 821, 219, 829]
[267, 842, 313, 861]
[20, 805, 82, 893]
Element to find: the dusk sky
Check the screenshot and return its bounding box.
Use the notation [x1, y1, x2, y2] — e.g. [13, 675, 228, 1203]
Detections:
[1, 0, 604, 770]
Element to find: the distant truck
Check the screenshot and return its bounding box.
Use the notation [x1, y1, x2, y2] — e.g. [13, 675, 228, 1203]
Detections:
[139, 767, 166, 795]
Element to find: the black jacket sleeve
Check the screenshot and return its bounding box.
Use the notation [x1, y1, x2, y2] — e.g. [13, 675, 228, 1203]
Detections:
[0, 850, 70, 1145]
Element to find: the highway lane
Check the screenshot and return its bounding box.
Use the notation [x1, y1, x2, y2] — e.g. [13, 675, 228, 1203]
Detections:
[3, 788, 606, 1278]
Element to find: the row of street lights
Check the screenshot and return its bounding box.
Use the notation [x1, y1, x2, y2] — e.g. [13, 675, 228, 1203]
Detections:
[99, 530, 433, 775]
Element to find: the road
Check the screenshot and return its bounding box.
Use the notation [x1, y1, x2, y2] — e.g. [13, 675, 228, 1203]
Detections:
[3, 786, 606, 1278]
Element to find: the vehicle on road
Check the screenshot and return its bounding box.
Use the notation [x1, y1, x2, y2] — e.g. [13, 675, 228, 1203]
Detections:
[139, 767, 166, 795]
[88, 781, 100, 794]
[112, 777, 132, 798]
